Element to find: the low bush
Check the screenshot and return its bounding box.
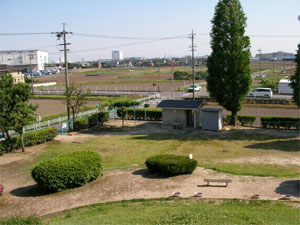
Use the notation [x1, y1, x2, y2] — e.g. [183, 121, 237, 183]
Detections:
[0, 127, 57, 155]
[117, 108, 162, 121]
[32, 151, 103, 192]
[23, 127, 57, 147]
[145, 154, 198, 176]
[74, 112, 109, 131]
[237, 115, 256, 126]
[0, 216, 42, 225]
[261, 116, 300, 129]
[88, 112, 109, 127]
[74, 118, 89, 131]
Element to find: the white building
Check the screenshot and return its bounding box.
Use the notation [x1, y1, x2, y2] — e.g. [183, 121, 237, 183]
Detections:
[0, 50, 48, 71]
[112, 51, 123, 61]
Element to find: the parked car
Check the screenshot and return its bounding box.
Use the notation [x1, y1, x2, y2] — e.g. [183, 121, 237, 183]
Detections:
[248, 88, 273, 98]
[188, 84, 201, 92]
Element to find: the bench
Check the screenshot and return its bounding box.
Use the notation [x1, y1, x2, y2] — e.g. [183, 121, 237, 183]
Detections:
[203, 179, 232, 187]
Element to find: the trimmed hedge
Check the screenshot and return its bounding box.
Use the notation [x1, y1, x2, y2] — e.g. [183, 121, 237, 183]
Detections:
[261, 116, 300, 129]
[74, 112, 109, 131]
[117, 108, 162, 121]
[31, 151, 103, 192]
[237, 115, 256, 126]
[88, 112, 109, 127]
[23, 127, 57, 147]
[145, 154, 198, 176]
[74, 118, 89, 131]
[0, 127, 57, 155]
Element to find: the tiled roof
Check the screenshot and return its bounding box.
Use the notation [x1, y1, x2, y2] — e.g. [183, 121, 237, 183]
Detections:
[157, 100, 203, 109]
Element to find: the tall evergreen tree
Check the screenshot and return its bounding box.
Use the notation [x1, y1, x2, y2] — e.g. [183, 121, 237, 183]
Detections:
[207, 0, 251, 125]
[290, 44, 300, 107]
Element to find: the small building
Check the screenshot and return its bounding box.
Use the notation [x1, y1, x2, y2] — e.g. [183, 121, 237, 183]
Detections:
[278, 79, 293, 95]
[201, 108, 222, 131]
[157, 100, 203, 129]
[0, 70, 24, 83]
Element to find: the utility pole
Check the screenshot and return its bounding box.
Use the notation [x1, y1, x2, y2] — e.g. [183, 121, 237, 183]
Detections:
[52, 23, 72, 128]
[258, 48, 262, 75]
[272, 52, 275, 73]
[188, 30, 197, 100]
[157, 65, 161, 92]
[171, 61, 175, 99]
[29, 54, 34, 94]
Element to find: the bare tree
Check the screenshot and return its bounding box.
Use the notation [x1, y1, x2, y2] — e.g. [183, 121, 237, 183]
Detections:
[64, 85, 90, 129]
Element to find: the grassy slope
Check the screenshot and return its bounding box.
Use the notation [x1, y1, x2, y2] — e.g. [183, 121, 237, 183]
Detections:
[35, 132, 300, 178]
[45, 199, 300, 225]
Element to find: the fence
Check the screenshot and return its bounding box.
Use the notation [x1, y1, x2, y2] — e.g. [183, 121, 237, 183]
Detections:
[24, 94, 159, 133]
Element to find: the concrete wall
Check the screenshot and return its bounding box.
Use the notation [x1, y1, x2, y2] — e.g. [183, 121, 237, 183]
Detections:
[162, 109, 187, 127]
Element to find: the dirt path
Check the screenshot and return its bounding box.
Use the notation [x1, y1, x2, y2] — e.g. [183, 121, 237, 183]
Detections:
[0, 127, 299, 218]
[0, 166, 299, 218]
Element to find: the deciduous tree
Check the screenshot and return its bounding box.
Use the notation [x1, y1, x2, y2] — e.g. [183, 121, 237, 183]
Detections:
[207, 0, 251, 125]
[65, 84, 91, 129]
[0, 73, 37, 152]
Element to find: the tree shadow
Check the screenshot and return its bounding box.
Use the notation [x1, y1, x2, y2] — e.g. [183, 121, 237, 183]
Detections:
[274, 180, 300, 197]
[10, 184, 49, 197]
[245, 140, 300, 152]
[132, 168, 174, 179]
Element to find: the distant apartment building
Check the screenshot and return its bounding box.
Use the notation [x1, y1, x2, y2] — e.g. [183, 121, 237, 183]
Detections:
[112, 51, 123, 61]
[0, 50, 48, 72]
[254, 51, 294, 61]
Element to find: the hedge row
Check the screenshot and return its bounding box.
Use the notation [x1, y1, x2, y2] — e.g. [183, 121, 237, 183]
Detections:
[116, 108, 162, 121]
[31, 151, 103, 192]
[223, 115, 257, 126]
[0, 127, 57, 155]
[261, 116, 300, 129]
[74, 112, 109, 131]
[145, 154, 198, 176]
[237, 115, 257, 126]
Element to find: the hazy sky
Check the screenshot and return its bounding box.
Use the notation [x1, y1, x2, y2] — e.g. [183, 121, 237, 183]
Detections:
[1, 0, 300, 61]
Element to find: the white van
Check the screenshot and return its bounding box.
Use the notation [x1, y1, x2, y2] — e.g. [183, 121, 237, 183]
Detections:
[249, 88, 273, 98]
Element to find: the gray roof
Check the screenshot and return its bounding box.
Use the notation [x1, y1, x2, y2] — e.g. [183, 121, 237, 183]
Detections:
[157, 100, 203, 109]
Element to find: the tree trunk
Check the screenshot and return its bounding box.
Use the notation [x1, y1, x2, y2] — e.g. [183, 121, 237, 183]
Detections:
[20, 129, 25, 152]
[230, 111, 237, 126]
[5, 131, 10, 140]
[72, 110, 76, 131]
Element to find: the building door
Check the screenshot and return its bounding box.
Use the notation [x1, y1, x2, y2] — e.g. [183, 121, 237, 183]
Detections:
[186, 110, 193, 127]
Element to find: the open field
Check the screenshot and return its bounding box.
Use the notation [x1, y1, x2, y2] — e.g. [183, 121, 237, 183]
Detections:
[0, 123, 299, 218]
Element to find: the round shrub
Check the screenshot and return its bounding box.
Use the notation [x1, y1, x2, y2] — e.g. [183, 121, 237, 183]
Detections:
[31, 151, 103, 192]
[145, 154, 198, 176]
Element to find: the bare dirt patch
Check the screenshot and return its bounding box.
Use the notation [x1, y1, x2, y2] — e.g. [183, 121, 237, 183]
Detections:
[0, 126, 299, 218]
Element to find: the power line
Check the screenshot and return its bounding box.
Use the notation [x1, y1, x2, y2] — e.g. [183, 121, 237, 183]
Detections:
[0, 32, 50, 36]
[73, 32, 187, 40]
[49, 36, 187, 55]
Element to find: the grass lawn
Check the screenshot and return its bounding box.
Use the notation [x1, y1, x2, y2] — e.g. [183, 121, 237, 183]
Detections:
[34, 131, 300, 178]
[44, 198, 300, 225]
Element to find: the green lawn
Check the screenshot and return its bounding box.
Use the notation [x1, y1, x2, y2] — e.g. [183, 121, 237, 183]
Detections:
[34, 132, 300, 178]
[44, 199, 300, 225]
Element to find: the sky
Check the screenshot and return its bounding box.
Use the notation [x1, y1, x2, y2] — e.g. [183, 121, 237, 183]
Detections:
[0, 0, 300, 62]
